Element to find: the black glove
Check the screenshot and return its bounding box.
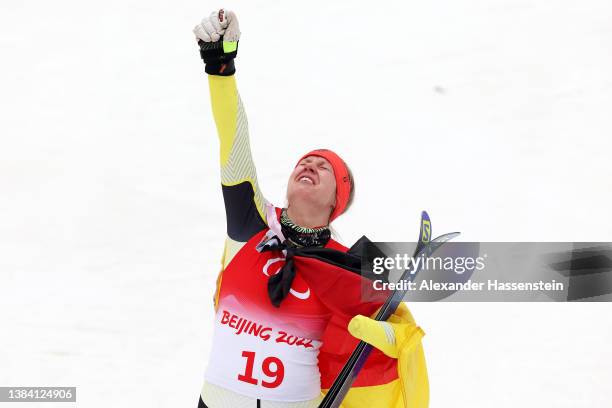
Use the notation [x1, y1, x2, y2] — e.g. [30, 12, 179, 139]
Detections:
[198, 39, 238, 76]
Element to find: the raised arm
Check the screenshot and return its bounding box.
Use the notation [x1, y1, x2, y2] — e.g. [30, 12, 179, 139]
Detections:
[209, 75, 268, 240]
[195, 10, 268, 255]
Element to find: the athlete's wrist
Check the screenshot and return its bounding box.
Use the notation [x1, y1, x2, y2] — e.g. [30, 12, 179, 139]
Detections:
[199, 40, 238, 76]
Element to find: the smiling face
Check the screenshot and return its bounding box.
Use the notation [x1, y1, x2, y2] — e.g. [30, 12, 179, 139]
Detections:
[286, 155, 337, 219]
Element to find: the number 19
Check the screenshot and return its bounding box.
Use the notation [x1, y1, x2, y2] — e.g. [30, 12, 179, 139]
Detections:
[238, 351, 285, 388]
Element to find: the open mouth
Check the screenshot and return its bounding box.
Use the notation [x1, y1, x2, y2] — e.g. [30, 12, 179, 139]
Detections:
[297, 173, 316, 185]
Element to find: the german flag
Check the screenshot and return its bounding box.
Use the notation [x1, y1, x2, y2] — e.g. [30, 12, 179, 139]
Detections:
[291, 239, 430, 408]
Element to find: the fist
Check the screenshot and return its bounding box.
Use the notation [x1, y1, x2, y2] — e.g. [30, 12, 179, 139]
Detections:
[348, 302, 423, 359]
[193, 9, 240, 43]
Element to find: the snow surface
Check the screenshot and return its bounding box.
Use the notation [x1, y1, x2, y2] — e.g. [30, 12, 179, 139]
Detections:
[1, 0, 611, 407]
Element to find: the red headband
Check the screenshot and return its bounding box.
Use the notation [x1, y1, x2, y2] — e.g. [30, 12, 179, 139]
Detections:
[296, 149, 352, 222]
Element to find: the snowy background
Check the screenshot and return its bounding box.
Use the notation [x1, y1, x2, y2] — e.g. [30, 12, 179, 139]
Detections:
[1, 0, 611, 406]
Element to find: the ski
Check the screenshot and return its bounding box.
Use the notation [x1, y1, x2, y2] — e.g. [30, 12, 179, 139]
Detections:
[318, 211, 459, 408]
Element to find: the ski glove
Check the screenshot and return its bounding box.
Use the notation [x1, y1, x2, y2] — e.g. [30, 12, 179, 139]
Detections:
[193, 9, 241, 76]
[348, 302, 425, 359]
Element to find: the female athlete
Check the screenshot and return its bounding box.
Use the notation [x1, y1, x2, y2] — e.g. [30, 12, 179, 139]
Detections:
[193, 9, 429, 408]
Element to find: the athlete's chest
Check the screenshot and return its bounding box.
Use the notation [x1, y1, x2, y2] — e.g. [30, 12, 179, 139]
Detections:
[219, 230, 329, 317]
